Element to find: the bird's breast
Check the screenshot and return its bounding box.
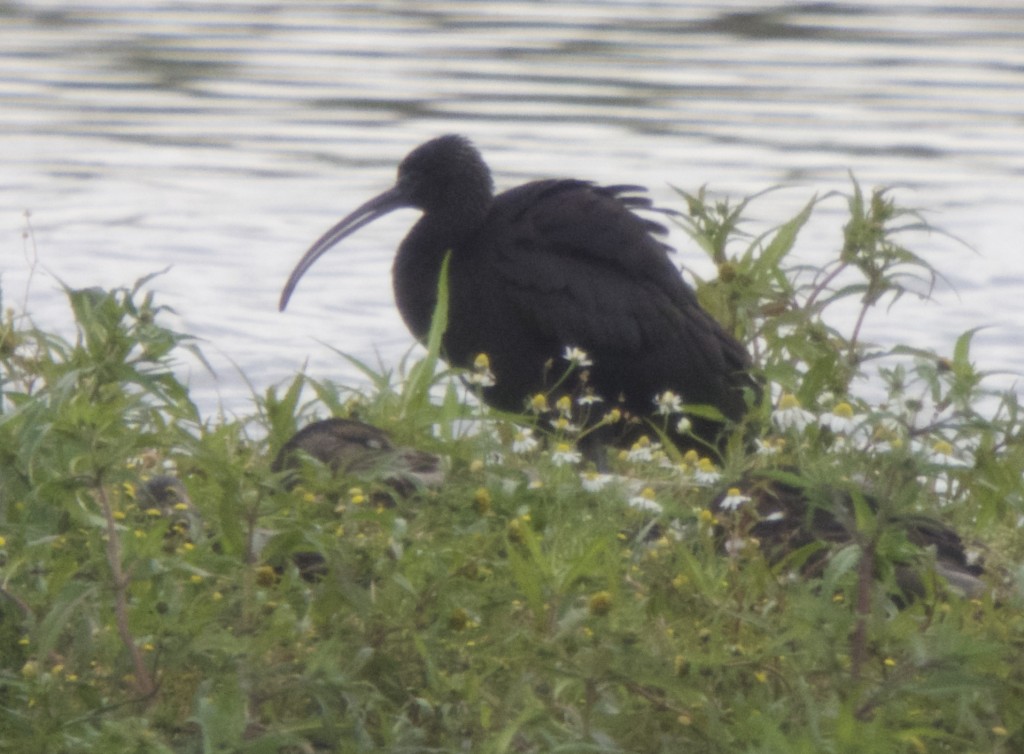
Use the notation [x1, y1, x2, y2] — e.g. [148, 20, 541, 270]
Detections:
[391, 217, 486, 343]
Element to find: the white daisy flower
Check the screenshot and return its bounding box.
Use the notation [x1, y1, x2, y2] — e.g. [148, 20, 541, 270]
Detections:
[772, 393, 815, 432]
[551, 442, 582, 466]
[628, 487, 663, 514]
[819, 401, 862, 435]
[693, 457, 721, 485]
[580, 471, 614, 492]
[626, 437, 660, 463]
[654, 390, 684, 416]
[512, 428, 539, 454]
[719, 487, 751, 512]
[562, 346, 593, 368]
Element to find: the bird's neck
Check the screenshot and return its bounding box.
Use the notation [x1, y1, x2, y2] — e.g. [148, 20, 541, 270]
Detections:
[392, 211, 478, 342]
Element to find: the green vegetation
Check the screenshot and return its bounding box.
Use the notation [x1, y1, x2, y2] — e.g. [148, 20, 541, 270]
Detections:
[2, 180, 1023, 752]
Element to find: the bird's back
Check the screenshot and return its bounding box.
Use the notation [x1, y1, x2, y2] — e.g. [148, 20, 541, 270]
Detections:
[444, 179, 757, 439]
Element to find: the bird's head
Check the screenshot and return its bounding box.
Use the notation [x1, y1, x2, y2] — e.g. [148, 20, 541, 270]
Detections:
[279, 134, 493, 311]
[396, 134, 494, 216]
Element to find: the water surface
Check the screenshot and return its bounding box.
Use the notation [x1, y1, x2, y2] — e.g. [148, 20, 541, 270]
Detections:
[3, 1, 1023, 415]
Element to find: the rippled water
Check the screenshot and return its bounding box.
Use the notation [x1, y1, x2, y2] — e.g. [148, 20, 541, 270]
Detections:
[3, 1, 1023, 415]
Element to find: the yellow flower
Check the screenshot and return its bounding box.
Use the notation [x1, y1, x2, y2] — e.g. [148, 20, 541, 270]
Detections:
[551, 416, 575, 432]
[693, 457, 721, 484]
[468, 353, 495, 387]
[507, 518, 525, 544]
[473, 487, 492, 514]
[449, 607, 471, 631]
[833, 401, 854, 418]
[588, 591, 613, 616]
[778, 392, 800, 410]
[255, 565, 278, 587]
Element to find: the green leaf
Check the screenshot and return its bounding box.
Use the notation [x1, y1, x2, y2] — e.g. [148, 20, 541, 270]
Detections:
[399, 250, 451, 420]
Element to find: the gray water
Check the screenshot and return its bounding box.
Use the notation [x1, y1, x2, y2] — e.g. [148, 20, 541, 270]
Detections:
[3, 1, 1024, 417]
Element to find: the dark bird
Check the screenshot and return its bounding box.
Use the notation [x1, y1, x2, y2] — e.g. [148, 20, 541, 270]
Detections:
[280, 135, 758, 454]
[713, 475, 987, 602]
[271, 417, 444, 497]
[137, 420, 441, 582]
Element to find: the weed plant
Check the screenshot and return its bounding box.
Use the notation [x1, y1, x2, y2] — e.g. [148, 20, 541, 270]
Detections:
[1, 180, 1023, 752]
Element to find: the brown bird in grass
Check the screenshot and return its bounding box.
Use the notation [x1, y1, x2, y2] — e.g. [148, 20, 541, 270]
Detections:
[140, 419, 442, 580]
[713, 475, 987, 602]
[271, 417, 444, 498]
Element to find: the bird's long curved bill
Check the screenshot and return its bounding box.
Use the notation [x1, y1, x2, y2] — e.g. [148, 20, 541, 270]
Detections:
[279, 185, 408, 311]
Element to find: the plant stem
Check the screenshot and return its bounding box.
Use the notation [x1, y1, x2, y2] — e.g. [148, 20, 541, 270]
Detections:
[849, 538, 875, 683]
[96, 479, 156, 699]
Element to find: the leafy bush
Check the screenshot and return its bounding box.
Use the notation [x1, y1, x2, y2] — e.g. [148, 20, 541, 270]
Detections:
[2, 180, 1023, 753]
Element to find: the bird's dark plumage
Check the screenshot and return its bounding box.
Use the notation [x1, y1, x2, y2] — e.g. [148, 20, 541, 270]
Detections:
[713, 475, 987, 602]
[281, 135, 758, 451]
[271, 417, 444, 495]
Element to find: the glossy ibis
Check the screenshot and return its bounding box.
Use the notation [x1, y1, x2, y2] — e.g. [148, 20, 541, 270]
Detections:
[280, 135, 758, 453]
